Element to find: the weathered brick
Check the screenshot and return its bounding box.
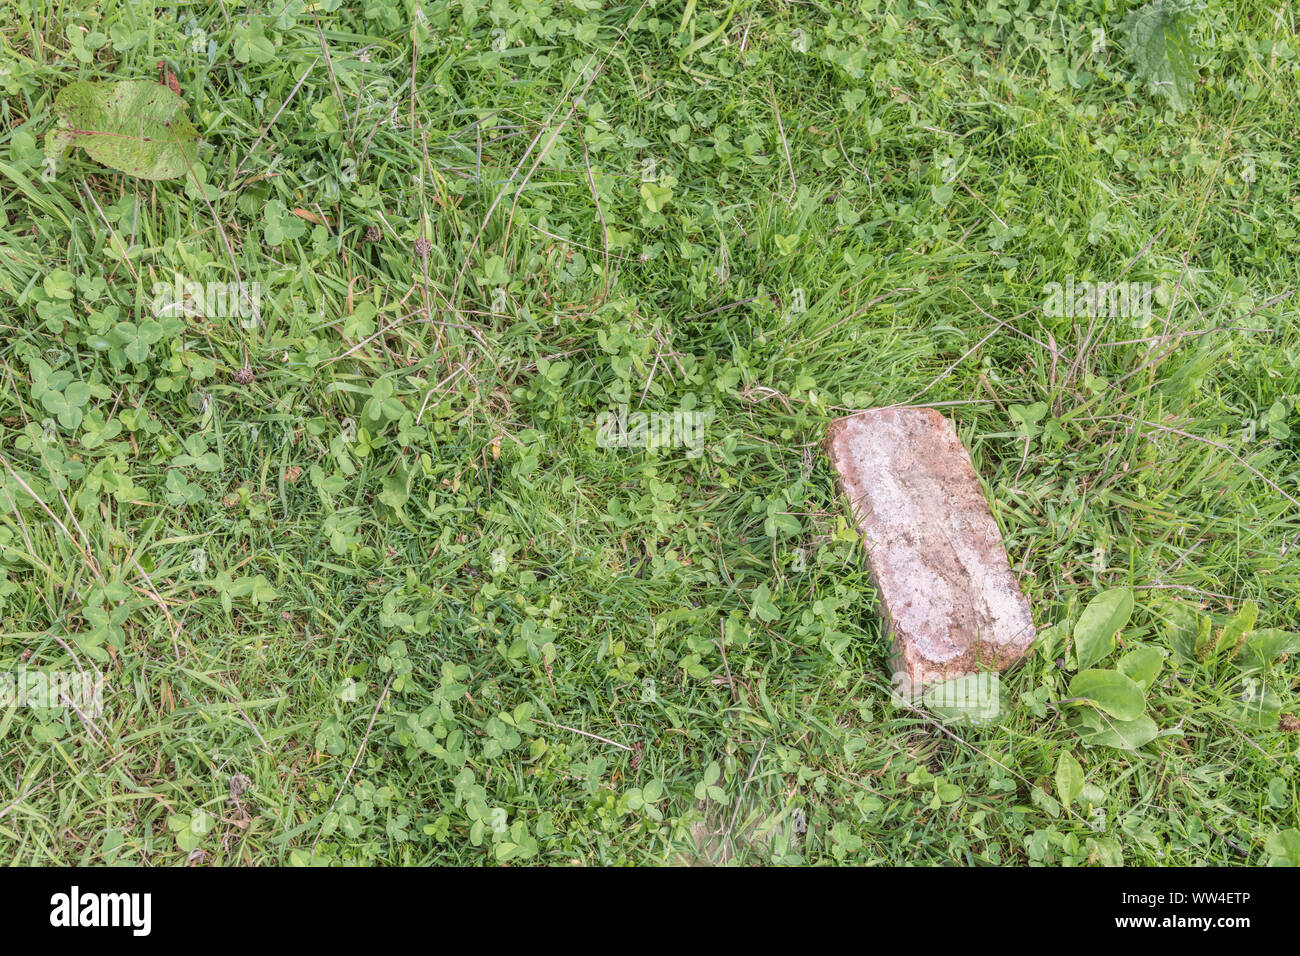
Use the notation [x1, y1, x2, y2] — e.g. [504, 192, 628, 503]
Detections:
[825, 407, 1035, 688]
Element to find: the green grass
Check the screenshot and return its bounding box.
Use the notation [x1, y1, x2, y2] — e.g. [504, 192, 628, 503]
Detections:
[0, 0, 1298, 865]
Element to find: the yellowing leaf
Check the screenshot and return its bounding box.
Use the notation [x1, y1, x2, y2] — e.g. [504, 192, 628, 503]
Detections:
[48, 79, 200, 180]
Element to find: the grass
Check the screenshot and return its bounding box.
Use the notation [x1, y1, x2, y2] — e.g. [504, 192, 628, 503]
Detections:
[0, 0, 1298, 865]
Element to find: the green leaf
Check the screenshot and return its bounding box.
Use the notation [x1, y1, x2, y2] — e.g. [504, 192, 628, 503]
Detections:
[1214, 600, 1257, 658]
[1030, 786, 1060, 818]
[1265, 829, 1300, 866]
[1117, 645, 1164, 691]
[483, 255, 509, 286]
[1123, 0, 1204, 112]
[264, 200, 307, 246]
[49, 80, 201, 180]
[1155, 600, 1200, 665]
[1073, 709, 1160, 750]
[921, 672, 1002, 726]
[1008, 401, 1048, 428]
[749, 583, 779, 622]
[640, 182, 673, 213]
[234, 19, 277, 64]
[39, 382, 91, 429]
[1232, 678, 1281, 727]
[1055, 752, 1084, 808]
[167, 811, 209, 852]
[113, 320, 164, 363]
[1239, 629, 1300, 672]
[1073, 588, 1133, 670]
[379, 473, 409, 510]
[1068, 668, 1146, 721]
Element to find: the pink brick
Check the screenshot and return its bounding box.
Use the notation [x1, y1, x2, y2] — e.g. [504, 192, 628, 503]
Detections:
[825, 407, 1035, 688]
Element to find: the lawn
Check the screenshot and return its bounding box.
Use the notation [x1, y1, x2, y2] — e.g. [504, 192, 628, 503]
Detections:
[1, 0, 1298, 866]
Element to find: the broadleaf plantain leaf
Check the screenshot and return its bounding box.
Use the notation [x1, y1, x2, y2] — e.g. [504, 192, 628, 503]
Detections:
[47, 80, 200, 180]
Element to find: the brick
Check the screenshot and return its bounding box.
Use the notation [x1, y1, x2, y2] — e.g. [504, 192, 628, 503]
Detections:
[825, 407, 1035, 688]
